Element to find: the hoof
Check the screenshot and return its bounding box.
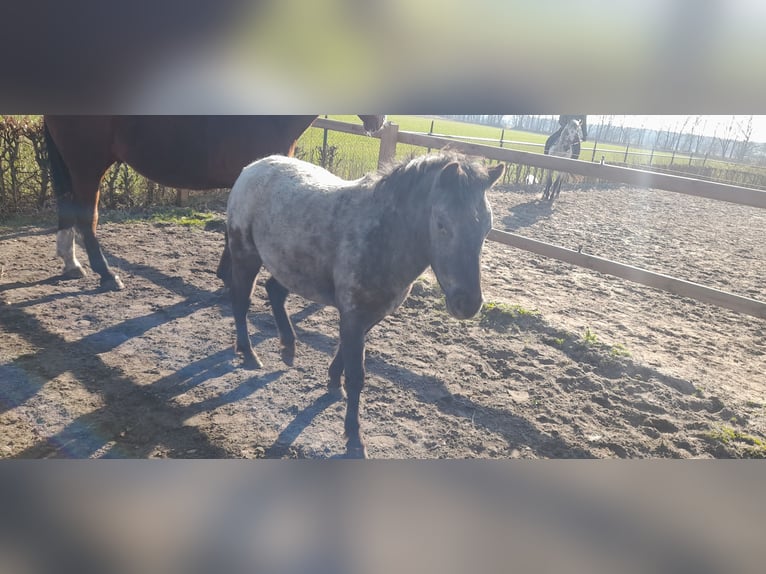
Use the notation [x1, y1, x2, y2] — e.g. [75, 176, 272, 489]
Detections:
[345, 445, 368, 459]
[100, 275, 125, 291]
[61, 267, 86, 280]
[242, 353, 264, 370]
[279, 347, 295, 367]
[242, 357, 264, 370]
[327, 384, 347, 401]
[280, 344, 295, 366]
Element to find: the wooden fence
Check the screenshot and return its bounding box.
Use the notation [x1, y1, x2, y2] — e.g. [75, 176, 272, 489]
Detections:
[314, 118, 766, 319]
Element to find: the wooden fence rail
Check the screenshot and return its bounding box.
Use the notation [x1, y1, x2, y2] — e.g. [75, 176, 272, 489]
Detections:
[312, 118, 766, 319]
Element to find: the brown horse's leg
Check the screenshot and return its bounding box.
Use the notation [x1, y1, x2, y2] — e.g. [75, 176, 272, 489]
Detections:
[73, 177, 124, 291]
[230, 246, 263, 369]
[45, 117, 121, 289]
[264, 276, 296, 365]
[338, 312, 369, 458]
[56, 228, 86, 279]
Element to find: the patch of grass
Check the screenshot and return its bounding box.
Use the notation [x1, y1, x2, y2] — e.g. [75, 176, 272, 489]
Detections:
[103, 208, 222, 228]
[705, 425, 766, 457]
[582, 326, 598, 345]
[610, 343, 631, 357]
[479, 301, 541, 330]
[0, 211, 57, 229]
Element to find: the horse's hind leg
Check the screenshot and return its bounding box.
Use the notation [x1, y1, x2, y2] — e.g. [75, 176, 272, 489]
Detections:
[215, 230, 232, 289]
[78, 221, 124, 291]
[265, 276, 296, 365]
[230, 237, 264, 369]
[56, 228, 86, 279]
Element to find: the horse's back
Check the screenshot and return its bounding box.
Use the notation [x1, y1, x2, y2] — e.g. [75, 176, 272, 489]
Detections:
[228, 155, 352, 228]
[227, 155, 362, 305]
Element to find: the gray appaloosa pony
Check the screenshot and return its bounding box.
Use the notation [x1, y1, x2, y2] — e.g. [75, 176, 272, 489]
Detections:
[224, 151, 505, 458]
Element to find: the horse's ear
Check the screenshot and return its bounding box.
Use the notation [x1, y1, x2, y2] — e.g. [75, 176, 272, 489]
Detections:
[487, 163, 505, 186]
[439, 162, 464, 188]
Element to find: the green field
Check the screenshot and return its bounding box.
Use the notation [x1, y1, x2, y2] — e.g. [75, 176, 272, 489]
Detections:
[296, 115, 766, 188]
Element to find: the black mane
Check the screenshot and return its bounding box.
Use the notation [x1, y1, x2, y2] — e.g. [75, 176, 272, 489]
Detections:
[370, 151, 493, 202]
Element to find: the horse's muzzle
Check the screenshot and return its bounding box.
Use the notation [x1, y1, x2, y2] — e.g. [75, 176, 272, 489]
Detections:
[445, 288, 483, 320]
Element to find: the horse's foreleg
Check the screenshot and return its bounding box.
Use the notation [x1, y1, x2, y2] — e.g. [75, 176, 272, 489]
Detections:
[542, 171, 552, 200]
[328, 343, 346, 400]
[56, 228, 86, 279]
[339, 314, 368, 458]
[552, 174, 564, 200]
[265, 276, 296, 365]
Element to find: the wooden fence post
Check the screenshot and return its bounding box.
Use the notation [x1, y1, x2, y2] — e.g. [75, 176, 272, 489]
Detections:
[377, 122, 399, 168]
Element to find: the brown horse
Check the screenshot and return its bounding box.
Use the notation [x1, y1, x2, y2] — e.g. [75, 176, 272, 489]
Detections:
[43, 115, 386, 291]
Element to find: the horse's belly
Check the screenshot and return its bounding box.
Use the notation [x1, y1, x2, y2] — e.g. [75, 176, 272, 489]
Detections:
[256, 238, 338, 307]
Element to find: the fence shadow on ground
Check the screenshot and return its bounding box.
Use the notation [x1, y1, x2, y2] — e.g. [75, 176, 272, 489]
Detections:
[1, 303, 232, 458]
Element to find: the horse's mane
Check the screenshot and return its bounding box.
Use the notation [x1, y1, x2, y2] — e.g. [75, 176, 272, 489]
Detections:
[369, 150, 491, 201]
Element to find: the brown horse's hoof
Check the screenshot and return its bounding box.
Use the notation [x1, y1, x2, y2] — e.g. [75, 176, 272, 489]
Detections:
[345, 445, 368, 459]
[100, 275, 125, 291]
[61, 267, 86, 280]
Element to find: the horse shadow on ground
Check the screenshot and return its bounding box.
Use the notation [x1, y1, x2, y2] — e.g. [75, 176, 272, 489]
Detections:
[501, 198, 554, 232]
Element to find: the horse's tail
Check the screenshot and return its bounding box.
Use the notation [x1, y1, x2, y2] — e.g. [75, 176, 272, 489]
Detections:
[43, 120, 76, 230]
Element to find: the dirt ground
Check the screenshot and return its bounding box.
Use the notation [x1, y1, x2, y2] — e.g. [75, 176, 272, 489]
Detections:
[1, 182, 765, 458]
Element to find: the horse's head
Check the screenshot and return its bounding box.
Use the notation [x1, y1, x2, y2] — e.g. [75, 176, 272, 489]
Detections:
[562, 118, 583, 147]
[359, 115, 387, 135]
[429, 159, 505, 320]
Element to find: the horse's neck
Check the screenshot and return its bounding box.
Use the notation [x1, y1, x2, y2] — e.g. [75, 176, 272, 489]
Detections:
[561, 125, 580, 147]
[553, 130, 577, 154]
[370, 188, 432, 281]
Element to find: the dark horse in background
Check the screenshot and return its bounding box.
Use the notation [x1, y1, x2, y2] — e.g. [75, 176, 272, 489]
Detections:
[43, 115, 386, 291]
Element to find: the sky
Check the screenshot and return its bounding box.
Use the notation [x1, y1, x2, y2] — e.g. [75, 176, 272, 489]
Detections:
[589, 116, 766, 144]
